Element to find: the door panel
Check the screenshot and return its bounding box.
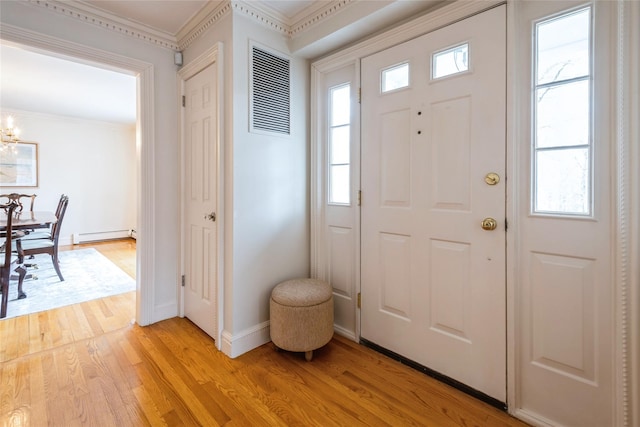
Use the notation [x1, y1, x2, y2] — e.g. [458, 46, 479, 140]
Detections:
[184, 63, 218, 339]
[361, 5, 506, 401]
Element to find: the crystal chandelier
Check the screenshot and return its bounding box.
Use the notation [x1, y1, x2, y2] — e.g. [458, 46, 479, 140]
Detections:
[1, 115, 21, 152]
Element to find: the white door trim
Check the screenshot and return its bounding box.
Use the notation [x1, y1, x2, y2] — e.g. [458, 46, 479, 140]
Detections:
[0, 23, 156, 325]
[613, 1, 639, 425]
[178, 43, 225, 349]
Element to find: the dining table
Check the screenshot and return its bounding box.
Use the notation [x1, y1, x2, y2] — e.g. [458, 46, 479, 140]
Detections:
[0, 210, 58, 232]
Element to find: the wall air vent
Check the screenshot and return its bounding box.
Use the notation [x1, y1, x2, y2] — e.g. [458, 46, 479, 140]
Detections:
[250, 45, 291, 135]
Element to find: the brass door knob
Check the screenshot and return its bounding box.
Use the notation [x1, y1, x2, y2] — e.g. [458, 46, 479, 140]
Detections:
[484, 172, 500, 185]
[481, 217, 497, 231]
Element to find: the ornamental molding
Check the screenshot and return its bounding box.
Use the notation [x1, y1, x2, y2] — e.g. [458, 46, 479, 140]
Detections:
[177, 2, 232, 51]
[26, 0, 179, 50]
[22, 0, 355, 52]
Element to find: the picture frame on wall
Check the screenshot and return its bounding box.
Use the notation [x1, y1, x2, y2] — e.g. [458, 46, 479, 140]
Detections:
[0, 142, 39, 187]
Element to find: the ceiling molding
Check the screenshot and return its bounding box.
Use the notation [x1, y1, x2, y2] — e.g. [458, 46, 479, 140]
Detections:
[289, 0, 354, 38]
[177, 1, 232, 51]
[233, 0, 289, 35]
[20, 0, 369, 53]
[26, 0, 179, 50]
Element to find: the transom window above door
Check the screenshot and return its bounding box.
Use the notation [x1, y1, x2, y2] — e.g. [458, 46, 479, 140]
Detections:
[381, 62, 410, 92]
[432, 43, 469, 79]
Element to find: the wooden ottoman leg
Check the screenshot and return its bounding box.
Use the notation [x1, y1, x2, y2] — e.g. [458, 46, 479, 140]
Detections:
[305, 350, 313, 362]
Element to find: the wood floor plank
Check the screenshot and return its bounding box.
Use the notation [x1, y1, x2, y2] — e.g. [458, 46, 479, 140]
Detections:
[241, 345, 383, 426]
[28, 355, 47, 425]
[0, 239, 530, 426]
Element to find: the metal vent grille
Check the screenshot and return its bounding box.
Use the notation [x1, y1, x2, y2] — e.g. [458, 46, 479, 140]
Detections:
[251, 46, 290, 135]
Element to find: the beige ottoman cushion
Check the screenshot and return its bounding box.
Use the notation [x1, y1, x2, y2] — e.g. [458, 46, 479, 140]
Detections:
[270, 278, 334, 360]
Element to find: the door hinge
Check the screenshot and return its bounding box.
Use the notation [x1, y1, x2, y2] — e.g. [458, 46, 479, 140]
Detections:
[357, 190, 362, 206]
[505, 218, 508, 231]
[181, 274, 185, 287]
[357, 292, 361, 309]
[358, 87, 361, 103]
[182, 95, 186, 107]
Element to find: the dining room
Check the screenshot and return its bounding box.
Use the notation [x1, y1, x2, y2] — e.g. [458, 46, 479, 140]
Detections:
[0, 158, 136, 320]
[0, 44, 138, 319]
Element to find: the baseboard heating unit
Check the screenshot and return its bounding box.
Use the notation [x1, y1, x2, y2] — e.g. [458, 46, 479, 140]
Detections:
[72, 229, 135, 244]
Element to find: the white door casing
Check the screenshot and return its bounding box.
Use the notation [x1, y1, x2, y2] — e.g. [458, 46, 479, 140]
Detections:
[181, 45, 223, 343]
[360, 5, 507, 402]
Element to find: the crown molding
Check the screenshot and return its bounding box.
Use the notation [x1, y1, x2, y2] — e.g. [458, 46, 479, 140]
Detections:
[289, 0, 355, 37]
[19, 0, 378, 53]
[25, 0, 179, 50]
[177, 1, 232, 51]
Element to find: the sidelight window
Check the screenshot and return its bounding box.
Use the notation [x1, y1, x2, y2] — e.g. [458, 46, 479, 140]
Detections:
[532, 7, 592, 216]
[328, 84, 351, 205]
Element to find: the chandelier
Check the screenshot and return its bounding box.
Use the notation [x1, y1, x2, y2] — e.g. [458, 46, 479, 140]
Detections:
[1, 115, 21, 152]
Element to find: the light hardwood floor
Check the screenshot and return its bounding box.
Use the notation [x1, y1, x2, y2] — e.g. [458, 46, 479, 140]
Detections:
[1, 239, 528, 426]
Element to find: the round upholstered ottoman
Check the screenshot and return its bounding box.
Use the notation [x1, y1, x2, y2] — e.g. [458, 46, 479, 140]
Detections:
[270, 278, 334, 361]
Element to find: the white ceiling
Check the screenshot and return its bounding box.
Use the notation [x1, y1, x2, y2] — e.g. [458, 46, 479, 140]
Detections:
[82, 1, 214, 35]
[1, 43, 137, 125]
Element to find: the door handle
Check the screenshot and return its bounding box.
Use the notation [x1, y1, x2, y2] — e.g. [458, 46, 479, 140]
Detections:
[204, 212, 216, 222]
[481, 217, 497, 231]
[484, 172, 500, 185]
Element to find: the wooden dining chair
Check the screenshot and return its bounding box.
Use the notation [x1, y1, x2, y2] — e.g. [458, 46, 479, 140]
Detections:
[1, 202, 27, 318]
[16, 196, 69, 282]
[21, 194, 67, 241]
[0, 193, 37, 214]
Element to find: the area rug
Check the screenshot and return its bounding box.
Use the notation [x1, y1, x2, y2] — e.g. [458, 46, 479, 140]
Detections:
[2, 248, 135, 320]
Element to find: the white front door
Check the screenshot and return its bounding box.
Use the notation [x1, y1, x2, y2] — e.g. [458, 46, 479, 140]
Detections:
[360, 5, 507, 401]
[184, 63, 219, 339]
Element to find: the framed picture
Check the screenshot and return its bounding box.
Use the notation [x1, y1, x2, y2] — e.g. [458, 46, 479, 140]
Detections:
[0, 142, 39, 187]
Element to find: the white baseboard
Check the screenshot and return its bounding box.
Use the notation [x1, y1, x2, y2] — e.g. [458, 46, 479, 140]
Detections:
[221, 321, 271, 358]
[219, 321, 349, 358]
[333, 325, 357, 342]
[72, 229, 133, 244]
[152, 301, 178, 323]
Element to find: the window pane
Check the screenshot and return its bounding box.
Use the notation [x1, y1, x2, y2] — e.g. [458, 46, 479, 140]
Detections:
[331, 85, 350, 126]
[330, 125, 350, 164]
[328, 82, 351, 205]
[330, 165, 350, 204]
[535, 148, 590, 214]
[537, 8, 590, 85]
[536, 80, 589, 148]
[433, 43, 469, 79]
[533, 7, 592, 216]
[382, 63, 409, 92]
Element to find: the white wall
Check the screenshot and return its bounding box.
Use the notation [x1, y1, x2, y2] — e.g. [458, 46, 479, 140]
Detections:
[230, 14, 309, 347]
[0, 110, 136, 245]
[1, 0, 182, 323]
[183, 10, 309, 356]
